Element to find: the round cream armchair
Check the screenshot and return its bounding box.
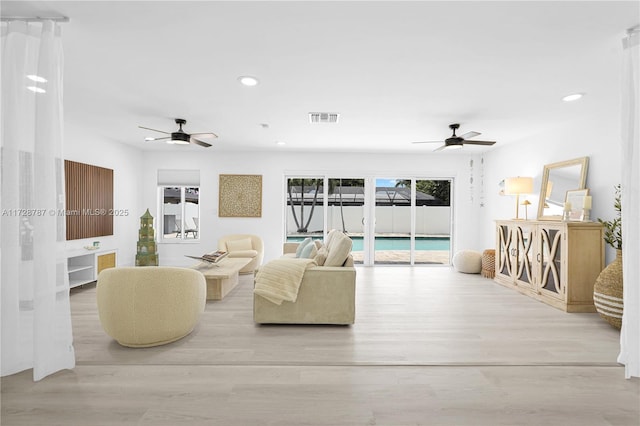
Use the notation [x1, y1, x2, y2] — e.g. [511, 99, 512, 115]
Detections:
[217, 234, 264, 274]
[97, 267, 206, 348]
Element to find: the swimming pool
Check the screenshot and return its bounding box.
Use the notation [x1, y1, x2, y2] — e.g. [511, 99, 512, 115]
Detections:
[287, 236, 450, 251]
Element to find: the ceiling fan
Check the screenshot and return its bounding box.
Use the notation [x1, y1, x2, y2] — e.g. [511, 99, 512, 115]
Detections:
[412, 123, 496, 152]
[139, 118, 217, 148]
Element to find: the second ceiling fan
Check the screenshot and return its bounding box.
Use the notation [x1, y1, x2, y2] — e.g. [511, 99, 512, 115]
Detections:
[139, 118, 217, 148]
[412, 123, 496, 151]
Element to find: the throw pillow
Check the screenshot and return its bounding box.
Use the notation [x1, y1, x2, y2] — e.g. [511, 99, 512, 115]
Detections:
[324, 233, 353, 266]
[226, 238, 253, 252]
[300, 241, 317, 259]
[295, 238, 312, 258]
[314, 247, 328, 266]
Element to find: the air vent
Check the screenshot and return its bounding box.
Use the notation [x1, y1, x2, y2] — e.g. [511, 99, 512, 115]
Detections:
[309, 112, 340, 123]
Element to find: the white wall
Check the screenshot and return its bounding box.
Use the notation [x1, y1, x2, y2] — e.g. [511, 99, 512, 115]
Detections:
[63, 117, 620, 270]
[140, 151, 482, 266]
[63, 124, 143, 267]
[479, 114, 623, 264]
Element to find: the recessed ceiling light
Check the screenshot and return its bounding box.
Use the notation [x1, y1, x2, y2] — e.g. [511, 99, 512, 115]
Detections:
[275, 141, 286, 146]
[238, 76, 259, 86]
[562, 93, 584, 102]
[27, 86, 46, 93]
[27, 74, 47, 83]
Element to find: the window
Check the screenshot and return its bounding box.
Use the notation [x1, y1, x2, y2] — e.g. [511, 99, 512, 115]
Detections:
[158, 170, 200, 241]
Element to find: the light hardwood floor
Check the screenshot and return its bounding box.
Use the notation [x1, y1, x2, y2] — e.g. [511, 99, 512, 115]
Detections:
[2, 267, 638, 425]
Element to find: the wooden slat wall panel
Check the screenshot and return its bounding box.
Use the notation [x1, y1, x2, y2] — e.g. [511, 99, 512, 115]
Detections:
[65, 160, 114, 240]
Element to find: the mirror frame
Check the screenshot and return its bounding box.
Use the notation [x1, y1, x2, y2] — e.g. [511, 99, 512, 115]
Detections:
[537, 157, 589, 221]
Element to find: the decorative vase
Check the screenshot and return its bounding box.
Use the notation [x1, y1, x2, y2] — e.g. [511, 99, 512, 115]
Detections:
[593, 249, 623, 329]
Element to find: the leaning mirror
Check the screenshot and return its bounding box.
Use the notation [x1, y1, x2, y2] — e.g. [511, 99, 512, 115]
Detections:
[537, 157, 589, 220]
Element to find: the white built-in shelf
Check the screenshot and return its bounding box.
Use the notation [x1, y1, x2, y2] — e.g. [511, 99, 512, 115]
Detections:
[67, 248, 117, 288]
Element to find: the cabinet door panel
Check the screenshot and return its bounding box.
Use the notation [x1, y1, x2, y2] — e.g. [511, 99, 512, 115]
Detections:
[496, 224, 514, 279]
[538, 227, 564, 299]
[514, 225, 534, 288]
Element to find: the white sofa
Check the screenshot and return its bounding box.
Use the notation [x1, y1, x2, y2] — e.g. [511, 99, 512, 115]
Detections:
[253, 231, 356, 325]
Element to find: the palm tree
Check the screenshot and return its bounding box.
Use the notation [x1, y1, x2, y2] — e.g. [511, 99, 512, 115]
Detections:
[287, 178, 321, 233]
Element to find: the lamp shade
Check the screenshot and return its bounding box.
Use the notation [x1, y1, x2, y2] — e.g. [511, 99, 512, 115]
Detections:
[504, 177, 533, 195]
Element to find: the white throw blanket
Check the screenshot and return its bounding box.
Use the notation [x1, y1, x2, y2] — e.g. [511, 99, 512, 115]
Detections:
[254, 258, 316, 305]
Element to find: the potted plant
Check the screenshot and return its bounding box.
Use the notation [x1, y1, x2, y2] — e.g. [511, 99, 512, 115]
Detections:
[598, 184, 622, 250]
[594, 184, 623, 329]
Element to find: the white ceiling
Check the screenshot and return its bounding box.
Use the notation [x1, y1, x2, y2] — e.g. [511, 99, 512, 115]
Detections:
[3, 1, 639, 154]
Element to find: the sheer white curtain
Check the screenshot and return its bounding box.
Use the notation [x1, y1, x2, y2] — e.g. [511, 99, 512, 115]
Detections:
[618, 27, 640, 379]
[1, 20, 75, 381]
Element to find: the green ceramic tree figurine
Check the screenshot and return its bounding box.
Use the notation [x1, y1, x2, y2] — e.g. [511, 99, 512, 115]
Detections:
[135, 208, 159, 266]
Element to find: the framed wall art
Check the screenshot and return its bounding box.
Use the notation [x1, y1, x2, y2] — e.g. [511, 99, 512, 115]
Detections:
[218, 174, 262, 217]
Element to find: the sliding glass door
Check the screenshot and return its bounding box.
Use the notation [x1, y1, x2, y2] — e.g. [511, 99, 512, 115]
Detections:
[285, 175, 452, 266]
[414, 179, 451, 265]
[327, 178, 365, 264]
[374, 178, 412, 264]
[286, 177, 325, 241]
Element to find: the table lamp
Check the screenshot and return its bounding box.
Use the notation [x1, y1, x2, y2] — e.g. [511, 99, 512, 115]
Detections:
[504, 177, 534, 220]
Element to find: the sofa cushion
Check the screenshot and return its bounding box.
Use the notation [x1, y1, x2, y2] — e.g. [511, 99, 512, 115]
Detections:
[324, 233, 353, 267]
[228, 249, 258, 258]
[325, 229, 339, 250]
[295, 238, 313, 258]
[226, 238, 253, 252]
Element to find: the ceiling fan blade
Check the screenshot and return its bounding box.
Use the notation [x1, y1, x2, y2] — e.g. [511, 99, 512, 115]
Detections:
[433, 145, 447, 152]
[464, 140, 496, 146]
[138, 125, 170, 134]
[190, 132, 218, 139]
[145, 136, 170, 141]
[190, 137, 212, 148]
[411, 140, 443, 144]
[459, 131, 481, 139]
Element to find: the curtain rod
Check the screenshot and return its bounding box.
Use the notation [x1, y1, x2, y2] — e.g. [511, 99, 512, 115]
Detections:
[1, 16, 69, 23]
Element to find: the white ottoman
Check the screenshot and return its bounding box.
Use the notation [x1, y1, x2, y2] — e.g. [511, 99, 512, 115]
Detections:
[452, 250, 482, 274]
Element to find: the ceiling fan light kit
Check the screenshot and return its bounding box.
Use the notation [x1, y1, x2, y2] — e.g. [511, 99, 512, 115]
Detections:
[238, 76, 259, 86]
[412, 123, 496, 152]
[139, 118, 217, 148]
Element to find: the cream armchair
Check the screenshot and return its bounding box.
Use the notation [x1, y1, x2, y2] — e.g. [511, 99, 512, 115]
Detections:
[218, 234, 264, 274]
[97, 267, 206, 348]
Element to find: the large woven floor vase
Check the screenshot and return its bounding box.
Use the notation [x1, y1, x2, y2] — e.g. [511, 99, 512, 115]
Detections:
[593, 249, 623, 329]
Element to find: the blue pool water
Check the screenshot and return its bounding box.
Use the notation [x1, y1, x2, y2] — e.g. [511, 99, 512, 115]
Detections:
[287, 236, 450, 251]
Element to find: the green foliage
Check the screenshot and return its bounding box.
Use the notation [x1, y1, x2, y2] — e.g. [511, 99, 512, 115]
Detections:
[395, 179, 451, 205]
[597, 184, 622, 250]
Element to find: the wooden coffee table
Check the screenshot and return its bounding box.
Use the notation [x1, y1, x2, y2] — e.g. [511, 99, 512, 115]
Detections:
[190, 257, 252, 300]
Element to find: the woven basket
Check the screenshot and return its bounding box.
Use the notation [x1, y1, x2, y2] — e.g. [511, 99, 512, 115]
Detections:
[481, 249, 496, 279]
[593, 250, 623, 329]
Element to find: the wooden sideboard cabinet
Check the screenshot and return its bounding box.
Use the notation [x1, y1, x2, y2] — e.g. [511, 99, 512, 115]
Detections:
[495, 220, 604, 312]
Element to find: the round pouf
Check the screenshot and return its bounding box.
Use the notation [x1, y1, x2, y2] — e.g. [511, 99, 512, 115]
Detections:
[481, 249, 496, 278]
[452, 250, 482, 274]
[593, 249, 623, 329]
